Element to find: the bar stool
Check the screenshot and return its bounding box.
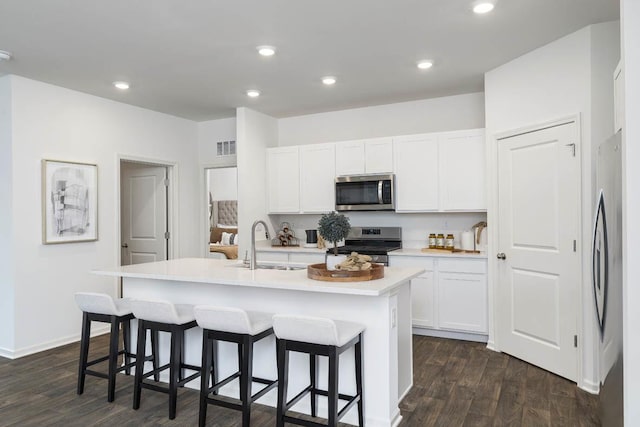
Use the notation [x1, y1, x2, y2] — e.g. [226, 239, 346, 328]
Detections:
[194, 306, 278, 427]
[273, 314, 365, 427]
[75, 292, 147, 402]
[130, 299, 201, 420]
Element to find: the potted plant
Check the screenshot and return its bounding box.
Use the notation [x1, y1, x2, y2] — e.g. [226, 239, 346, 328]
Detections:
[318, 212, 351, 270]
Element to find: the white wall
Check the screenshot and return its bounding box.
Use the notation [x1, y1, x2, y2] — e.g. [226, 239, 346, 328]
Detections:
[485, 22, 620, 391]
[278, 93, 485, 146]
[208, 167, 238, 201]
[621, 0, 640, 421]
[0, 76, 14, 354]
[5, 75, 199, 357]
[198, 117, 236, 165]
[236, 108, 278, 256]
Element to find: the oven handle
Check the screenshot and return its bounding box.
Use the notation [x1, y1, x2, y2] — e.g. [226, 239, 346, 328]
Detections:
[378, 180, 383, 204]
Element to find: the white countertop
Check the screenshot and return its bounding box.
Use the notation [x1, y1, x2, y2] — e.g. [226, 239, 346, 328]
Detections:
[388, 248, 488, 259]
[93, 258, 423, 297]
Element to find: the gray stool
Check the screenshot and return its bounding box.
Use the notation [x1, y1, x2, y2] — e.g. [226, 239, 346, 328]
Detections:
[273, 314, 365, 427]
[130, 299, 200, 420]
[194, 306, 278, 427]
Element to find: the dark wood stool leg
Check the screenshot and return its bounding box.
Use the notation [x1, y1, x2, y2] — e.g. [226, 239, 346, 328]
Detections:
[151, 329, 160, 382]
[169, 327, 180, 419]
[276, 340, 289, 427]
[310, 353, 318, 417]
[355, 334, 364, 427]
[179, 329, 186, 382]
[123, 318, 132, 375]
[107, 316, 120, 402]
[211, 339, 218, 395]
[199, 330, 211, 427]
[77, 312, 91, 395]
[133, 320, 147, 410]
[328, 346, 339, 427]
[240, 335, 253, 427]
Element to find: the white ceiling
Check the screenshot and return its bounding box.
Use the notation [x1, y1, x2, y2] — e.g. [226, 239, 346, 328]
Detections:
[0, 0, 619, 121]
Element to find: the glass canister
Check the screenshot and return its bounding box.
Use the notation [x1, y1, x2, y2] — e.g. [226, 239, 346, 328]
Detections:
[428, 233, 437, 249]
[436, 233, 445, 249]
[445, 234, 455, 249]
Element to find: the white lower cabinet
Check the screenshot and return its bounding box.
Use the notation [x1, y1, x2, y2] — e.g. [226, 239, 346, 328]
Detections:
[390, 255, 487, 337]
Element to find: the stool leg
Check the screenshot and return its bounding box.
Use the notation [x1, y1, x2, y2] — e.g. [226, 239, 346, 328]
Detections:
[276, 339, 289, 427]
[179, 329, 186, 382]
[133, 320, 147, 410]
[169, 327, 180, 419]
[151, 329, 160, 382]
[211, 339, 218, 395]
[240, 335, 253, 427]
[199, 330, 211, 427]
[355, 334, 364, 427]
[328, 347, 339, 427]
[310, 353, 318, 417]
[77, 312, 91, 395]
[107, 316, 120, 402]
[123, 318, 132, 375]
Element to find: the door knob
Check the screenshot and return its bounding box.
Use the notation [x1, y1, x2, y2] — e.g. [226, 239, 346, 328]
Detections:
[121, 243, 129, 248]
[497, 252, 506, 260]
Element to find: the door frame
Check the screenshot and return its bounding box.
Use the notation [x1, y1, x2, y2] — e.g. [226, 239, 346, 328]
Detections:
[116, 154, 177, 268]
[487, 114, 589, 390]
[200, 157, 237, 258]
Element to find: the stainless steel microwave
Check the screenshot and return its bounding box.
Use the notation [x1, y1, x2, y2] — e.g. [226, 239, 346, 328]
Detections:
[335, 174, 395, 211]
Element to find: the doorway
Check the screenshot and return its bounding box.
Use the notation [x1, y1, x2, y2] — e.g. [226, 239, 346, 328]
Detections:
[495, 120, 581, 382]
[204, 166, 238, 258]
[120, 160, 171, 266]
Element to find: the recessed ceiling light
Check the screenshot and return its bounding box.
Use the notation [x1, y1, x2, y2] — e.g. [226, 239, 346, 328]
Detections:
[417, 60, 434, 70]
[247, 89, 260, 98]
[113, 81, 130, 90]
[473, 2, 495, 14]
[322, 76, 336, 85]
[257, 46, 276, 56]
[0, 50, 12, 61]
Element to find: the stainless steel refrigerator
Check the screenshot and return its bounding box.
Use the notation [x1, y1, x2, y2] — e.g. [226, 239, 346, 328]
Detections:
[592, 131, 623, 426]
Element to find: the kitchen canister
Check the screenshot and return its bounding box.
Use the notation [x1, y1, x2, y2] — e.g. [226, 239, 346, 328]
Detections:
[461, 230, 475, 251]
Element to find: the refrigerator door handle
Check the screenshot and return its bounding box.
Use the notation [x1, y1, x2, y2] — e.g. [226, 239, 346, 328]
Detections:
[592, 189, 608, 337]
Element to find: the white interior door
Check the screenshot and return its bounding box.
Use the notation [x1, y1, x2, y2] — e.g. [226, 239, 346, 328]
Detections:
[120, 162, 168, 265]
[496, 122, 580, 381]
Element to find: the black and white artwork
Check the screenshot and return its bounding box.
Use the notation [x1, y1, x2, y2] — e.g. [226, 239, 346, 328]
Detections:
[42, 160, 98, 244]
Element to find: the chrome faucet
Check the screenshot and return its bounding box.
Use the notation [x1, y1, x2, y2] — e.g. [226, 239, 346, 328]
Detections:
[250, 220, 271, 270]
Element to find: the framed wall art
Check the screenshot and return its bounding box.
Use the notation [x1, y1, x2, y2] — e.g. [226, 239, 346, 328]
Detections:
[42, 159, 98, 244]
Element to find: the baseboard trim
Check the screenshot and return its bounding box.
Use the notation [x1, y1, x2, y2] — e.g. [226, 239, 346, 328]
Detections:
[0, 325, 110, 360]
[413, 327, 488, 343]
[580, 378, 599, 394]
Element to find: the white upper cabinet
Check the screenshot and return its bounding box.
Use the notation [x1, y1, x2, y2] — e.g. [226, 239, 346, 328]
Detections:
[393, 134, 439, 211]
[439, 130, 486, 211]
[267, 147, 300, 213]
[614, 60, 624, 133]
[335, 137, 393, 175]
[393, 129, 486, 212]
[299, 143, 336, 213]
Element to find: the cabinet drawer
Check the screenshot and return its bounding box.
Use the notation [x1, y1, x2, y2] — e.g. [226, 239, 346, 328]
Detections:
[438, 258, 486, 274]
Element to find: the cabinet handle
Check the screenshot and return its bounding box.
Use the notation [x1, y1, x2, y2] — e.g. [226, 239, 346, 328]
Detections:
[496, 252, 506, 260]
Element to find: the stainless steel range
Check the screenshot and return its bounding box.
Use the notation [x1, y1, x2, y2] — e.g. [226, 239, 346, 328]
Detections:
[330, 227, 402, 266]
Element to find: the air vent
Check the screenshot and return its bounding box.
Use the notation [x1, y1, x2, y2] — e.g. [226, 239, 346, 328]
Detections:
[216, 140, 236, 156]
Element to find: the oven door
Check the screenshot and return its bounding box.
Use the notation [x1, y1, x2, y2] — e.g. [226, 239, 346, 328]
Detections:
[335, 174, 394, 211]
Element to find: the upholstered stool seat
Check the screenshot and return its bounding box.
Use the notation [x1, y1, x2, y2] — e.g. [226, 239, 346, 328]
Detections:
[130, 299, 201, 420]
[273, 314, 365, 427]
[194, 306, 278, 427]
[75, 292, 148, 402]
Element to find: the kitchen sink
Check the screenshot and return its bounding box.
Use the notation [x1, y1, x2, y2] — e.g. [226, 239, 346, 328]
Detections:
[229, 263, 306, 271]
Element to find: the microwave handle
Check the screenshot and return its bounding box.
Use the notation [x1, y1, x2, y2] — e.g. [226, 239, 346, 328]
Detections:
[378, 180, 383, 204]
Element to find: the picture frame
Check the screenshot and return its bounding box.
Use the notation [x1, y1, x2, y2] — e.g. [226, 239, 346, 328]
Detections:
[42, 159, 98, 244]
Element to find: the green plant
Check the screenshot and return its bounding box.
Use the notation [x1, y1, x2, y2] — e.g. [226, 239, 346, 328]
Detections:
[318, 212, 351, 256]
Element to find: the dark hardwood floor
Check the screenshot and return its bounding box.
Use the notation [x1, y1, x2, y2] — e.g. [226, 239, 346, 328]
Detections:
[0, 334, 599, 426]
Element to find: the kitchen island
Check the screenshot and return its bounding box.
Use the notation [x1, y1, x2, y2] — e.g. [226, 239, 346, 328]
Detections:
[94, 258, 423, 427]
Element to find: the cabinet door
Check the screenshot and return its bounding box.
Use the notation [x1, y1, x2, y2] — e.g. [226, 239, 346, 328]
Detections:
[299, 143, 336, 213]
[365, 138, 394, 173]
[439, 131, 486, 211]
[335, 141, 365, 175]
[614, 61, 624, 133]
[267, 147, 300, 213]
[411, 274, 435, 328]
[437, 272, 487, 333]
[393, 135, 439, 211]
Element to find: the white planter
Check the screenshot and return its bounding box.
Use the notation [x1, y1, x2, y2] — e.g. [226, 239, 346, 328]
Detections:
[326, 254, 347, 271]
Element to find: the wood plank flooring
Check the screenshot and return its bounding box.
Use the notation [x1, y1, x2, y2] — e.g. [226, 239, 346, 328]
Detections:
[0, 334, 599, 426]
